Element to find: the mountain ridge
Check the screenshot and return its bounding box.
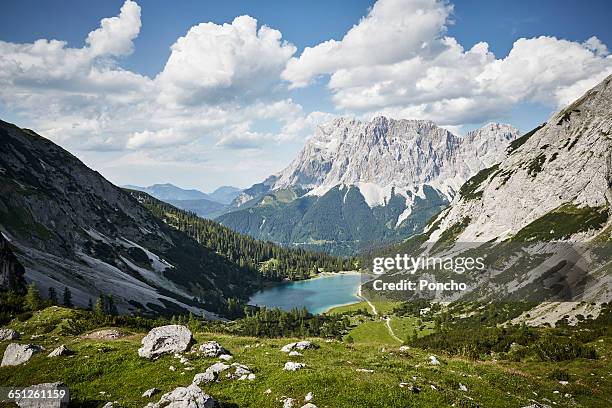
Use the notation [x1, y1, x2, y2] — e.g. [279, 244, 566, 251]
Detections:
[219, 117, 519, 254]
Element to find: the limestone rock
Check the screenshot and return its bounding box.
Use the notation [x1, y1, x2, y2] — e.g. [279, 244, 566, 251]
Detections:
[142, 388, 159, 398]
[281, 341, 316, 353]
[195, 341, 229, 357]
[138, 325, 192, 359]
[283, 362, 306, 371]
[1, 343, 43, 366]
[14, 382, 68, 408]
[47, 345, 72, 357]
[144, 384, 217, 408]
[0, 328, 20, 341]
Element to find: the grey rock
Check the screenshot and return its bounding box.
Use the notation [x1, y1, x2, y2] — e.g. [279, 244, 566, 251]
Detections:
[47, 345, 72, 357]
[193, 371, 217, 385]
[429, 355, 440, 365]
[138, 325, 192, 359]
[205, 362, 230, 375]
[144, 384, 217, 408]
[0, 328, 20, 341]
[1, 343, 43, 366]
[283, 362, 306, 371]
[142, 388, 159, 398]
[195, 341, 229, 358]
[300, 404, 317, 408]
[14, 382, 67, 408]
[281, 341, 316, 353]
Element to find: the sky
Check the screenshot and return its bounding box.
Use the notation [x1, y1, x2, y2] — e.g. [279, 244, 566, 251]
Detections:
[1, 0, 611, 192]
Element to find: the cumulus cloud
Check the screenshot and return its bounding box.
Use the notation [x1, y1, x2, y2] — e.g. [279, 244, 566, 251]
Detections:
[284, 0, 612, 125]
[0, 1, 306, 156]
[156, 15, 296, 106]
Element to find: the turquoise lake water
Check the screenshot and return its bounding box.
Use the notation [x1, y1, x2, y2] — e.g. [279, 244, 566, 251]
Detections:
[248, 273, 363, 314]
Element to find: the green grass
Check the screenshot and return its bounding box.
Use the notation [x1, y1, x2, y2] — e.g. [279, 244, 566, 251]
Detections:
[459, 164, 499, 200]
[1, 307, 611, 407]
[511, 204, 609, 242]
[389, 317, 436, 341]
[347, 320, 401, 345]
[326, 301, 372, 315]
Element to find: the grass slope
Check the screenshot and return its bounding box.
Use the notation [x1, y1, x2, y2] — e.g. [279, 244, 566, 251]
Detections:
[1, 307, 611, 408]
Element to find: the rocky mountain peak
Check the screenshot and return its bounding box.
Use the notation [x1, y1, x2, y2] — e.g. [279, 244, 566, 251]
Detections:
[428, 74, 612, 243]
[272, 115, 518, 204]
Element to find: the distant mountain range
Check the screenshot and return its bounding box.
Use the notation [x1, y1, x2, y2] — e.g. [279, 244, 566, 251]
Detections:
[123, 183, 242, 218]
[218, 119, 519, 254]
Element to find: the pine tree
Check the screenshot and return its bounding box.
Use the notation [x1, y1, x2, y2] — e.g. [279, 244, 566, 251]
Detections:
[25, 282, 42, 311]
[47, 287, 58, 304]
[107, 295, 118, 316]
[94, 295, 106, 316]
[62, 286, 73, 307]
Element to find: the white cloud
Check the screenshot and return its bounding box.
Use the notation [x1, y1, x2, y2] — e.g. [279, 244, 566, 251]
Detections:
[86, 0, 141, 57]
[282, 0, 452, 88]
[284, 0, 612, 125]
[156, 15, 296, 106]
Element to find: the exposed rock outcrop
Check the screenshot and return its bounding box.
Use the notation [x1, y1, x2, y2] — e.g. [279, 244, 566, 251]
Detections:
[138, 325, 192, 359]
[1, 343, 43, 366]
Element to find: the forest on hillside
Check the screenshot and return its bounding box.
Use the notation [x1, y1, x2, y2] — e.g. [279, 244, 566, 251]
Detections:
[128, 190, 357, 281]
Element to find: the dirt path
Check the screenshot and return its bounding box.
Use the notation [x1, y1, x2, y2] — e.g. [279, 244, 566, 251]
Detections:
[357, 283, 378, 315]
[385, 317, 403, 343]
[358, 283, 402, 343]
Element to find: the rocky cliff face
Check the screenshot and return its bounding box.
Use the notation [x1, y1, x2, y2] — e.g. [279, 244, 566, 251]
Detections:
[369, 75, 612, 304]
[219, 118, 518, 254]
[273, 118, 518, 204]
[0, 233, 26, 293]
[0, 120, 258, 316]
[428, 75, 612, 243]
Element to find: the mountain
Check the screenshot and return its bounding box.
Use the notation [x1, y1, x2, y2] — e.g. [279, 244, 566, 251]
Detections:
[123, 183, 212, 201]
[367, 74, 612, 305]
[124, 183, 242, 218]
[166, 198, 227, 219]
[208, 186, 243, 204]
[218, 118, 519, 254]
[0, 120, 265, 317]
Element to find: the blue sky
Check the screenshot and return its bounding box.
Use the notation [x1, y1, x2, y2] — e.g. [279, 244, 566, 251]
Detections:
[1, 0, 611, 191]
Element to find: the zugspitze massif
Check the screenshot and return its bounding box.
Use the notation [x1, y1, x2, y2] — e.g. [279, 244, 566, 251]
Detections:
[219, 118, 519, 254]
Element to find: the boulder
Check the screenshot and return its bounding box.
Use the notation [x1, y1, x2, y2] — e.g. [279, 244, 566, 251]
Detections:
[1, 343, 43, 366]
[304, 392, 313, 402]
[142, 388, 159, 398]
[520, 404, 551, 408]
[429, 355, 440, 365]
[47, 345, 72, 357]
[227, 363, 255, 380]
[193, 371, 217, 385]
[281, 341, 316, 353]
[205, 362, 230, 375]
[138, 325, 192, 359]
[218, 354, 233, 361]
[14, 382, 68, 408]
[283, 362, 306, 371]
[195, 341, 229, 357]
[0, 328, 20, 341]
[288, 351, 302, 357]
[300, 404, 317, 408]
[283, 398, 295, 408]
[144, 384, 217, 408]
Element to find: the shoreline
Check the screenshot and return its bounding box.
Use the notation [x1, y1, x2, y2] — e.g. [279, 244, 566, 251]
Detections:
[250, 270, 365, 314]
